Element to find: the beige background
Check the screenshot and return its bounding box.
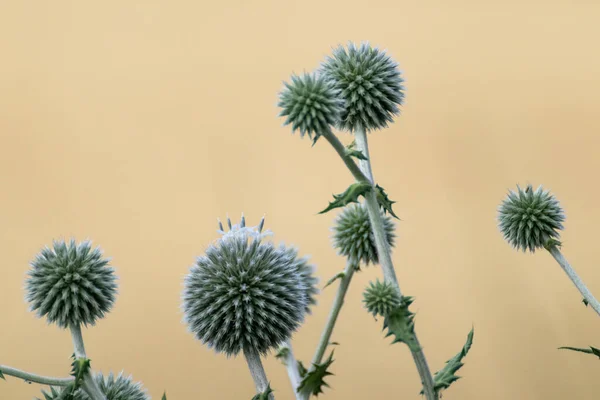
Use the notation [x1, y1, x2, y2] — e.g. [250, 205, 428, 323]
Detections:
[2, 1, 600, 399]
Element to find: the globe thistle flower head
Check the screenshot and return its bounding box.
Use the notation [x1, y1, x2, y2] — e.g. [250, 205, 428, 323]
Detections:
[38, 372, 149, 400]
[332, 203, 395, 266]
[277, 72, 345, 142]
[497, 184, 565, 253]
[25, 239, 117, 328]
[182, 214, 319, 357]
[320, 41, 405, 132]
[363, 279, 401, 317]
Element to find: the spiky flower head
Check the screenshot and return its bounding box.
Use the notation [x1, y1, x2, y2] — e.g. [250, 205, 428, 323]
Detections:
[37, 372, 149, 400]
[182, 214, 319, 357]
[25, 239, 117, 328]
[320, 41, 405, 132]
[332, 203, 395, 266]
[497, 184, 565, 253]
[363, 279, 401, 317]
[278, 72, 344, 143]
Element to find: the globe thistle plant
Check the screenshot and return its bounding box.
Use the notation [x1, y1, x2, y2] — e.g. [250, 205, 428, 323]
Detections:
[363, 279, 402, 317]
[332, 203, 395, 266]
[38, 372, 149, 400]
[497, 184, 565, 253]
[277, 72, 345, 142]
[320, 42, 405, 132]
[25, 239, 118, 329]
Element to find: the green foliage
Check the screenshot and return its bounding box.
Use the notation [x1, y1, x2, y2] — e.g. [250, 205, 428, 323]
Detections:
[297, 361, 308, 378]
[383, 296, 420, 352]
[375, 184, 399, 219]
[0, 369, 4, 380]
[559, 346, 600, 359]
[297, 351, 335, 397]
[323, 271, 345, 290]
[161, 392, 167, 400]
[52, 354, 91, 400]
[319, 182, 373, 214]
[251, 384, 273, 400]
[583, 298, 589, 307]
[425, 328, 475, 395]
[344, 140, 368, 160]
[275, 346, 290, 365]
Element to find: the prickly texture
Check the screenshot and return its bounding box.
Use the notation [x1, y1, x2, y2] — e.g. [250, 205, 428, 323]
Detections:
[25, 239, 117, 328]
[497, 184, 565, 253]
[278, 72, 345, 140]
[38, 372, 149, 400]
[363, 280, 402, 317]
[320, 42, 404, 132]
[332, 203, 395, 266]
[182, 216, 318, 356]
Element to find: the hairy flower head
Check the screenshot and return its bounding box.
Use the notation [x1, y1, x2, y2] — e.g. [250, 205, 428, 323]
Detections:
[497, 184, 565, 252]
[38, 372, 149, 400]
[182, 214, 318, 356]
[25, 239, 117, 328]
[363, 280, 401, 317]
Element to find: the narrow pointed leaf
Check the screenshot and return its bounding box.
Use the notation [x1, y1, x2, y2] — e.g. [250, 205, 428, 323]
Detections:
[559, 346, 600, 359]
[319, 182, 373, 214]
[425, 328, 474, 395]
[375, 184, 399, 219]
[323, 272, 345, 290]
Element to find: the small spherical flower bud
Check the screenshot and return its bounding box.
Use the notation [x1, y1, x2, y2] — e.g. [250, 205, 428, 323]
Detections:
[320, 41, 405, 132]
[182, 215, 319, 357]
[363, 279, 401, 317]
[497, 184, 565, 253]
[277, 72, 345, 140]
[39, 372, 149, 400]
[332, 204, 395, 266]
[25, 239, 117, 328]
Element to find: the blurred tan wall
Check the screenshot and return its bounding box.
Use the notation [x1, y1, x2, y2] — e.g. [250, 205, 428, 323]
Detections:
[2, 1, 600, 399]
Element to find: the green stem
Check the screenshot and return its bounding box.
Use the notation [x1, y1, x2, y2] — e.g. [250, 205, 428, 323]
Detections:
[69, 324, 107, 400]
[546, 245, 600, 317]
[351, 127, 438, 400]
[0, 365, 73, 386]
[321, 130, 370, 184]
[280, 341, 303, 400]
[243, 347, 275, 400]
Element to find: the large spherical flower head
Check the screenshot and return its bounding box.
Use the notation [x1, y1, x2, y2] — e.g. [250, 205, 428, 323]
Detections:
[25, 239, 117, 328]
[277, 72, 345, 141]
[332, 203, 395, 266]
[38, 372, 149, 400]
[363, 279, 401, 317]
[182, 214, 319, 357]
[497, 184, 565, 253]
[320, 42, 405, 132]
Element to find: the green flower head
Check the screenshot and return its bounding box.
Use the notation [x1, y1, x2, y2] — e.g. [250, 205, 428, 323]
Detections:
[363, 279, 401, 317]
[38, 372, 149, 400]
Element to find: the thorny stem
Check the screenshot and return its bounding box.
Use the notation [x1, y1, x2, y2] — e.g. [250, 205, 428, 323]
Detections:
[243, 347, 275, 400]
[281, 340, 304, 400]
[351, 127, 438, 400]
[320, 130, 371, 184]
[69, 324, 107, 400]
[546, 244, 600, 317]
[0, 365, 73, 386]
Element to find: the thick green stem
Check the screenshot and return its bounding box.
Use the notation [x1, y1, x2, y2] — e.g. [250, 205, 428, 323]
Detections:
[547, 245, 600, 317]
[352, 127, 438, 400]
[69, 324, 107, 400]
[0, 365, 73, 386]
[243, 347, 275, 400]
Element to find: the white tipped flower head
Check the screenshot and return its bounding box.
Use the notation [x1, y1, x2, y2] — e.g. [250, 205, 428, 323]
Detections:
[182, 215, 319, 356]
[25, 239, 117, 328]
[320, 42, 405, 132]
[38, 372, 149, 400]
[497, 184, 565, 253]
[363, 280, 402, 317]
[278, 72, 345, 142]
[332, 204, 395, 266]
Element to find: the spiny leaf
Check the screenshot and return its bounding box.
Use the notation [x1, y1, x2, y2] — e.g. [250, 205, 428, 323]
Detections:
[297, 351, 335, 397]
[375, 184, 399, 219]
[345, 140, 368, 160]
[252, 383, 273, 400]
[425, 327, 474, 395]
[297, 361, 307, 378]
[329, 342, 340, 346]
[323, 271, 345, 290]
[383, 296, 420, 352]
[559, 346, 600, 359]
[583, 298, 589, 307]
[275, 346, 290, 365]
[319, 182, 372, 214]
[70, 354, 91, 387]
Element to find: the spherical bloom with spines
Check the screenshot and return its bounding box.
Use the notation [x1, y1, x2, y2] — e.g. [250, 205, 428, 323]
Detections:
[497, 184, 565, 253]
[277, 72, 345, 141]
[37, 372, 149, 400]
[25, 239, 117, 328]
[332, 204, 395, 266]
[363, 280, 402, 317]
[182, 215, 319, 356]
[320, 42, 405, 132]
